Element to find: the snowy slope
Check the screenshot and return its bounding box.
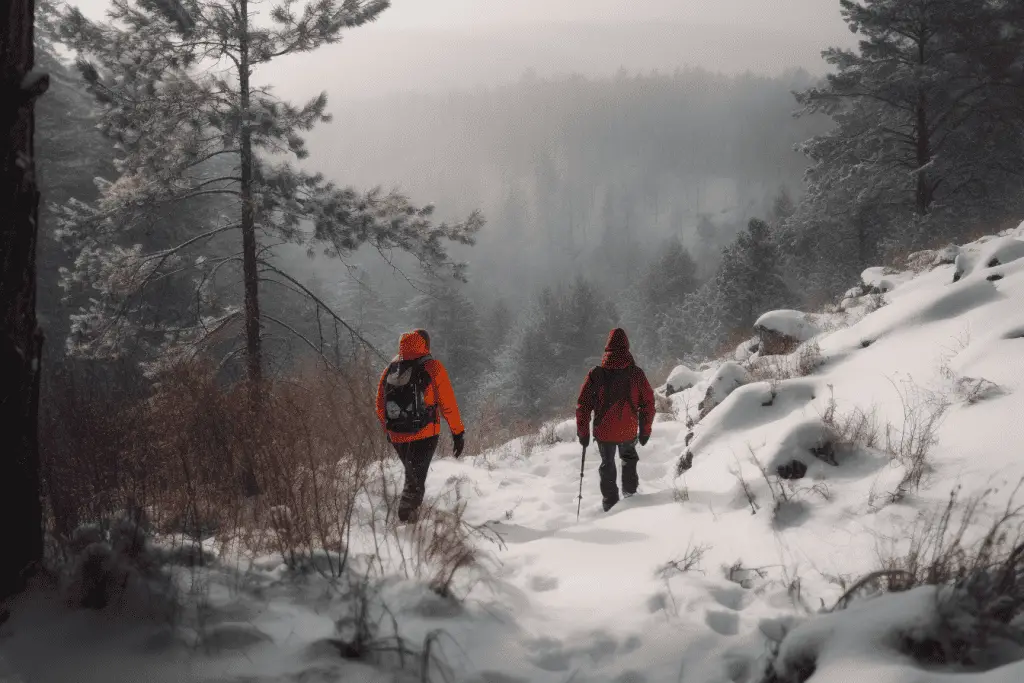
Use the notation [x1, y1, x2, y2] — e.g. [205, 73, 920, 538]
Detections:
[5, 225, 1024, 683]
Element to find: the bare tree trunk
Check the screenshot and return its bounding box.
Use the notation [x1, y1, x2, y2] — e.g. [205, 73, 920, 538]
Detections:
[1, 0, 48, 600]
[237, 0, 261, 496]
[238, 0, 261, 392]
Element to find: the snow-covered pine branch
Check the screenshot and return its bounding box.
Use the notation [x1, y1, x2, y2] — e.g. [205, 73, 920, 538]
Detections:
[52, 0, 482, 381]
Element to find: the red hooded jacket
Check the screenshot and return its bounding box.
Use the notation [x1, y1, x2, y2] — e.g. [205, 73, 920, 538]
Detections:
[576, 328, 655, 444]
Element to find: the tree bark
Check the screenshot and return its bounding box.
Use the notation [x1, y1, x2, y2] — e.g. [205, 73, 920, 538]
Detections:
[238, 0, 262, 392]
[236, 0, 261, 496]
[1, 0, 48, 601]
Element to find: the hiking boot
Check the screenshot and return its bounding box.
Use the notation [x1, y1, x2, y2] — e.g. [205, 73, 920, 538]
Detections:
[623, 491, 636, 499]
[602, 498, 619, 512]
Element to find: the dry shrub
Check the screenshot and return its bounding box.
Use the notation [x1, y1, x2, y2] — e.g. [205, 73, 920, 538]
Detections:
[877, 483, 1024, 593]
[464, 397, 538, 458]
[654, 391, 676, 417]
[748, 341, 823, 385]
[657, 542, 711, 578]
[715, 327, 759, 359]
[835, 483, 1024, 669]
[884, 378, 949, 497]
[820, 385, 880, 450]
[40, 358, 150, 539]
[379, 478, 505, 599]
[41, 354, 394, 579]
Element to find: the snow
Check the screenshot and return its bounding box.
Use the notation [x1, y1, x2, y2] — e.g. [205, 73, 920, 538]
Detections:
[862, 266, 915, 293]
[6, 231, 1024, 683]
[664, 364, 701, 394]
[954, 236, 1024, 281]
[552, 418, 577, 443]
[705, 361, 751, 404]
[755, 309, 821, 342]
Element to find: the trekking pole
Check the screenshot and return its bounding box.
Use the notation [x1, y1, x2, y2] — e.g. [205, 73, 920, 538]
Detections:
[576, 445, 587, 522]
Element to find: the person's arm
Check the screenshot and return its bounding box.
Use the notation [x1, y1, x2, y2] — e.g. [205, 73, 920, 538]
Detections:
[637, 368, 656, 439]
[427, 359, 464, 436]
[375, 366, 389, 430]
[576, 369, 596, 445]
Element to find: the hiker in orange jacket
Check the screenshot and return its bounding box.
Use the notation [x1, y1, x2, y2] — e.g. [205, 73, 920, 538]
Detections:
[376, 329, 465, 522]
[576, 328, 656, 512]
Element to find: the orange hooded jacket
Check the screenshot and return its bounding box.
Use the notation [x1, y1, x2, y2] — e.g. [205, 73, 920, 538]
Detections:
[376, 330, 465, 444]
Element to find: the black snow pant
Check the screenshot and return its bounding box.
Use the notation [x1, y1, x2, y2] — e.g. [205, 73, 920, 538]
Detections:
[392, 435, 439, 523]
[597, 440, 640, 511]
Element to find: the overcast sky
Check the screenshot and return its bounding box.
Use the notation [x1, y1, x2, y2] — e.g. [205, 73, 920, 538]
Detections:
[71, 0, 855, 99]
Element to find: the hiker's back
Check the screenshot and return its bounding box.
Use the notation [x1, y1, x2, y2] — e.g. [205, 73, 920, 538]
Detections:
[383, 356, 436, 434]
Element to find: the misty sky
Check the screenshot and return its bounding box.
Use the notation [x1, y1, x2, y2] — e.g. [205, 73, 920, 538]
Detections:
[72, 0, 855, 100]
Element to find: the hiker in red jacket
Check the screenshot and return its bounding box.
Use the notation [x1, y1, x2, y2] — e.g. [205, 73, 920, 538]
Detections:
[576, 328, 656, 512]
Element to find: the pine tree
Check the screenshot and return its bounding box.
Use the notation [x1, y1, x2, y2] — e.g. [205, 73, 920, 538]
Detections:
[53, 0, 483, 385]
[483, 298, 514, 353]
[715, 218, 794, 335]
[34, 1, 116, 351]
[769, 187, 795, 226]
[497, 277, 616, 420]
[634, 237, 699, 358]
[407, 282, 487, 398]
[795, 0, 1024, 232]
[659, 283, 725, 361]
[694, 213, 721, 278]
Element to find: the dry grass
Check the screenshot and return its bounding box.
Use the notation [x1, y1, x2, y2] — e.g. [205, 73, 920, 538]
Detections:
[656, 542, 711, 578]
[41, 354, 492, 613]
[654, 391, 676, 418]
[747, 341, 823, 386]
[883, 378, 949, 498]
[464, 397, 539, 458]
[820, 385, 880, 451]
[817, 380, 944, 503]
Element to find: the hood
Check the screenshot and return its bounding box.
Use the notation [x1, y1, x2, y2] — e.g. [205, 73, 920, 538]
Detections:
[601, 328, 635, 369]
[398, 329, 430, 361]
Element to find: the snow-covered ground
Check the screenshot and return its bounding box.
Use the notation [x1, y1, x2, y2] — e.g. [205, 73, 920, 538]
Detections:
[4, 225, 1024, 683]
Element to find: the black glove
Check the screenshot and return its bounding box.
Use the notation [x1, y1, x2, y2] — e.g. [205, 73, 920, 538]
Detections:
[579, 434, 590, 448]
[638, 433, 650, 447]
[453, 431, 465, 459]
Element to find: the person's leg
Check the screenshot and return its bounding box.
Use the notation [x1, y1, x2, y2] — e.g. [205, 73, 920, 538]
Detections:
[619, 440, 640, 496]
[397, 435, 439, 522]
[597, 441, 620, 511]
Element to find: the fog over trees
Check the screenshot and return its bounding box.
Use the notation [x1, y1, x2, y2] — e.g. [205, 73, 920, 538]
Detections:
[30, 0, 1024, 429]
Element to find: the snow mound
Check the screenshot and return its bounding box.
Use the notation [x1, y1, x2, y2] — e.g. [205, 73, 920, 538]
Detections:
[755, 310, 821, 343]
[954, 236, 1024, 281]
[705, 361, 750, 405]
[552, 418, 577, 443]
[766, 586, 1024, 683]
[861, 266, 914, 293]
[664, 364, 700, 395]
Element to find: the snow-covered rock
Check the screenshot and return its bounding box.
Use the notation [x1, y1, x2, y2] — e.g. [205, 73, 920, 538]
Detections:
[664, 364, 701, 395]
[861, 266, 913, 293]
[754, 310, 821, 355]
[706, 361, 750, 405]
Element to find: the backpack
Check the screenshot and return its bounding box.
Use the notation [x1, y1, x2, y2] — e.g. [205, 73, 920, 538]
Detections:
[383, 356, 437, 433]
[590, 366, 638, 427]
